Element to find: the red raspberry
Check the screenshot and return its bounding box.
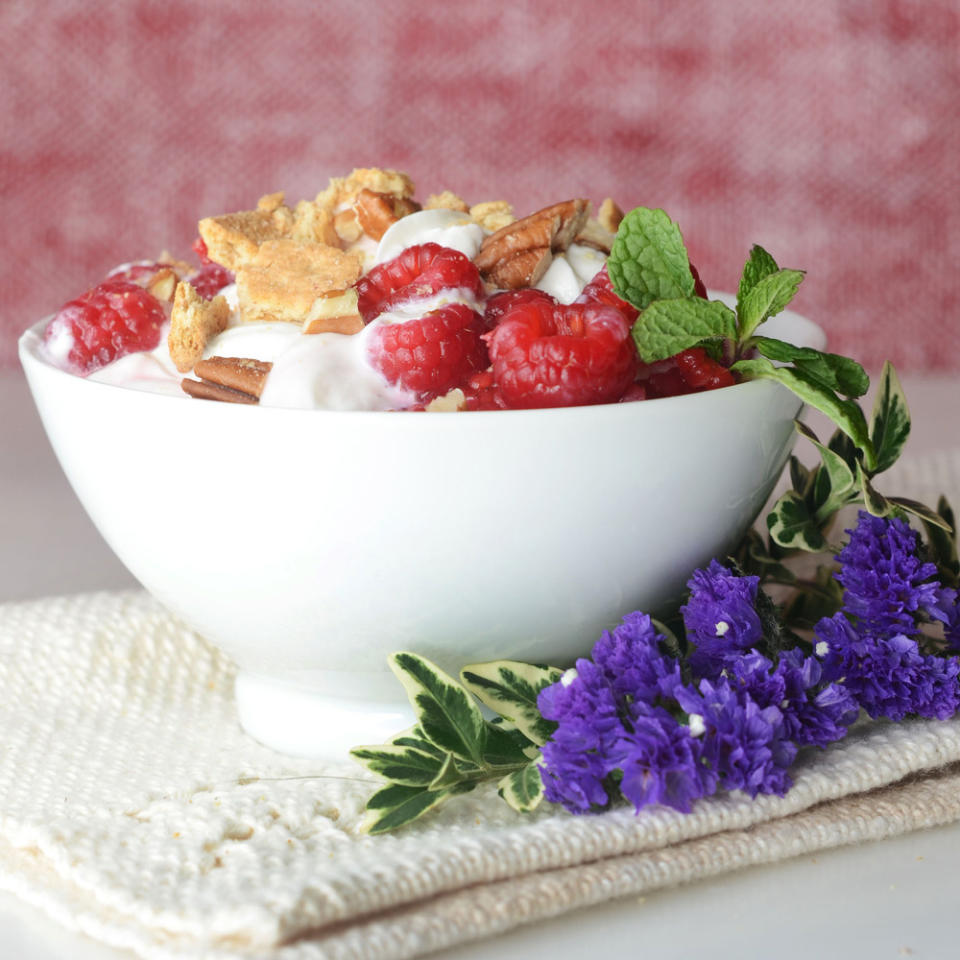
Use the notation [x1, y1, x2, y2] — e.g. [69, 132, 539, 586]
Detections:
[637, 347, 735, 399]
[106, 260, 173, 286]
[355, 243, 484, 322]
[486, 300, 638, 409]
[462, 368, 507, 410]
[483, 288, 556, 330]
[186, 262, 234, 300]
[367, 303, 488, 402]
[575, 265, 639, 324]
[43, 281, 166, 375]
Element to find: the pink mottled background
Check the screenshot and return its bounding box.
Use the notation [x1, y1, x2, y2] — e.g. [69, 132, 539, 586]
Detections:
[2, 0, 959, 372]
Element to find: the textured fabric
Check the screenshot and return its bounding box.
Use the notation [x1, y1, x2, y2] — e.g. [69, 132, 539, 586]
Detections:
[1, 448, 959, 959]
[3, 0, 959, 372]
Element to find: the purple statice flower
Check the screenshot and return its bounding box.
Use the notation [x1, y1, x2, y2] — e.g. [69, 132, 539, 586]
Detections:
[538, 613, 709, 814]
[730, 649, 858, 749]
[836, 511, 946, 636]
[611, 705, 711, 813]
[675, 676, 795, 798]
[814, 612, 960, 722]
[681, 560, 763, 677]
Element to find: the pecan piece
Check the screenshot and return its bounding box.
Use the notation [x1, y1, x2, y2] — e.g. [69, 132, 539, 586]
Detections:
[354, 189, 420, 241]
[474, 199, 589, 288]
[182, 356, 272, 404]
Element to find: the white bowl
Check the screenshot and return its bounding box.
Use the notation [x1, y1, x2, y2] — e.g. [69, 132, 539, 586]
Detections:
[19, 307, 824, 758]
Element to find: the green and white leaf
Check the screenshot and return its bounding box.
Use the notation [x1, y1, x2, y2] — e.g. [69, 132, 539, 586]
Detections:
[766, 490, 828, 551]
[350, 742, 446, 787]
[390, 727, 448, 760]
[388, 652, 487, 765]
[460, 660, 563, 746]
[737, 269, 805, 342]
[870, 361, 911, 475]
[753, 339, 869, 398]
[856, 462, 893, 517]
[361, 782, 474, 835]
[498, 760, 545, 813]
[887, 496, 954, 532]
[429, 753, 464, 790]
[794, 420, 856, 512]
[737, 244, 779, 317]
[632, 297, 738, 362]
[732, 357, 876, 471]
[608, 207, 695, 310]
[482, 721, 539, 766]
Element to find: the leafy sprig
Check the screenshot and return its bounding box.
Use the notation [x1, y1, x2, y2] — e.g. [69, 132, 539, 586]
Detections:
[351, 653, 561, 833]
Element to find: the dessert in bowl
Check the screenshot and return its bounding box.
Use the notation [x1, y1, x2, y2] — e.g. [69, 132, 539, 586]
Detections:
[19, 170, 823, 757]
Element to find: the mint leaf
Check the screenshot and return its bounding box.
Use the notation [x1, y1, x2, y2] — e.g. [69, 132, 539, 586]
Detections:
[753, 339, 869, 398]
[732, 356, 876, 470]
[870, 361, 911, 474]
[608, 207, 695, 309]
[388, 652, 487, 765]
[738, 269, 805, 342]
[737, 244, 779, 316]
[461, 660, 563, 746]
[632, 297, 737, 362]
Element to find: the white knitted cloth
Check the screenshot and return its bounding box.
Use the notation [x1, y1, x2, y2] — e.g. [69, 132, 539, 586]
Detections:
[2, 449, 960, 960]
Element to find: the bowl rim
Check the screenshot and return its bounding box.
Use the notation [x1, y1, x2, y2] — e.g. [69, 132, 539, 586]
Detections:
[19, 299, 825, 421]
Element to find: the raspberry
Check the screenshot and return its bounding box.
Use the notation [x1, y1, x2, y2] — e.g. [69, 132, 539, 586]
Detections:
[575, 265, 639, 324]
[42, 280, 166, 375]
[367, 303, 488, 401]
[462, 368, 507, 410]
[186, 261, 234, 300]
[637, 347, 736, 399]
[486, 300, 638, 409]
[483, 288, 556, 330]
[355, 243, 484, 322]
[106, 260, 173, 286]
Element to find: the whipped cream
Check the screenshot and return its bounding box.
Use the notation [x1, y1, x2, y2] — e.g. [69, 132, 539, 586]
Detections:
[375, 209, 485, 266]
[535, 243, 605, 304]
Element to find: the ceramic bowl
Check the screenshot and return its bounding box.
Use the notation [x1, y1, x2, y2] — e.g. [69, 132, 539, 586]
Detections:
[19, 307, 824, 758]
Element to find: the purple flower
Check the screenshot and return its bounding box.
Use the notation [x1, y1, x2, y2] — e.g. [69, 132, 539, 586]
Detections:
[676, 677, 795, 797]
[814, 612, 960, 721]
[681, 560, 763, 677]
[538, 614, 708, 814]
[836, 512, 945, 636]
[731, 649, 857, 748]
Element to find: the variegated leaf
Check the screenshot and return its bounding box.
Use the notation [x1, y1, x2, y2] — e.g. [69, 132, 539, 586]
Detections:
[498, 760, 545, 813]
[856, 462, 892, 517]
[361, 782, 474, 835]
[766, 490, 827, 551]
[870, 361, 911, 475]
[389, 652, 487, 764]
[350, 742, 445, 787]
[460, 660, 563, 746]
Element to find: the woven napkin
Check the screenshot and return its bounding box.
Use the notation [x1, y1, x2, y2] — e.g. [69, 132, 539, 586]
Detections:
[2, 449, 960, 960]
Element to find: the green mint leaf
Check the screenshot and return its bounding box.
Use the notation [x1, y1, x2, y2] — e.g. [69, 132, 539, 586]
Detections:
[753, 339, 869, 398]
[460, 660, 563, 746]
[351, 742, 446, 787]
[732, 357, 876, 470]
[737, 244, 779, 315]
[766, 490, 828, 551]
[361, 782, 473, 835]
[608, 207, 695, 309]
[738, 269, 805, 342]
[870, 361, 911, 474]
[632, 297, 737, 362]
[498, 760, 545, 813]
[388, 652, 487, 765]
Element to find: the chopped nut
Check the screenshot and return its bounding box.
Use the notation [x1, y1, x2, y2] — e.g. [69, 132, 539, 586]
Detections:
[425, 191, 470, 213]
[333, 208, 363, 244]
[471, 201, 514, 232]
[236, 239, 364, 324]
[193, 356, 272, 398]
[425, 388, 467, 412]
[598, 197, 624, 234]
[168, 282, 231, 373]
[302, 288, 364, 335]
[354, 189, 419, 241]
[316, 168, 416, 210]
[474, 199, 588, 288]
[146, 267, 178, 302]
[574, 218, 616, 253]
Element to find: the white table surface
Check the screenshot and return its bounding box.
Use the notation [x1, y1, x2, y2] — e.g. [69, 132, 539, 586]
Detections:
[2, 367, 959, 960]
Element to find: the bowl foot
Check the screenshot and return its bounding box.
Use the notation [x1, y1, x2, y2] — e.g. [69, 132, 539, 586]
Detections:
[234, 671, 415, 759]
